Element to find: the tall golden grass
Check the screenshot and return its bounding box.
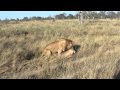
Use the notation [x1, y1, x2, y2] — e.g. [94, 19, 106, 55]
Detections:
[0, 19, 120, 79]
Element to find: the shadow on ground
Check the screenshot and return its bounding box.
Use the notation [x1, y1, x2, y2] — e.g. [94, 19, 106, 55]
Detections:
[72, 44, 81, 61]
[113, 60, 120, 79]
[73, 45, 81, 52]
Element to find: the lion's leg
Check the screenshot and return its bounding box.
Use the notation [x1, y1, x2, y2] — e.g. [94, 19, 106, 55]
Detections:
[46, 50, 51, 56]
[58, 49, 62, 56]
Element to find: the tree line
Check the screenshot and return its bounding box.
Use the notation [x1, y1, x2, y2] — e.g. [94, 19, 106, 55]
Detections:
[0, 11, 120, 23]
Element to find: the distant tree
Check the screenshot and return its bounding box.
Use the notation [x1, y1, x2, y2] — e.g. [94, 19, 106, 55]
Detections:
[87, 11, 99, 19]
[30, 16, 36, 20]
[16, 18, 19, 21]
[106, 11, 116, 19]
[67, 14, 75, 19]
[47, 16, 53, 20]
[116, 11, 120, 19]
[75, 13, 79, 19]
[30, 16, 42, 20]
[3, 18, 10, 23]
[10, 19, 16, 21]
[23, 17, 29, 21]
[55, 13, 66, 19]
[37, 16, 42, 20]
[98, 11, 107, 19]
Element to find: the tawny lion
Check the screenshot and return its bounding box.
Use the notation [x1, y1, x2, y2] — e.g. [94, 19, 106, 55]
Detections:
[42, 38, 73, 57]
[62, 48, 76, 58]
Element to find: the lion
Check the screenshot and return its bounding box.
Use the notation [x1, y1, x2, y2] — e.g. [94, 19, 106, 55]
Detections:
[42, 38, 73, 57]
[62, 48, 76, 58]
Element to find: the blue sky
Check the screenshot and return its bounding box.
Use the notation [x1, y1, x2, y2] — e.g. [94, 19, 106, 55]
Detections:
[0, 11, 77, 20]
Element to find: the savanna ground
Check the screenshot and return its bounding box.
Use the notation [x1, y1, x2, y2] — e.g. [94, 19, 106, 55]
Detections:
[0, 19, 120, 79]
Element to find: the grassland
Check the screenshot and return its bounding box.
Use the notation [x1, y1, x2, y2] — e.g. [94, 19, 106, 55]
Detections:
[0, 19, 120, 79]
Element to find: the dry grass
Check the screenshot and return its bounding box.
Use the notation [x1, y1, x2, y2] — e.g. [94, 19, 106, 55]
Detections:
[0, 19, 120, 79]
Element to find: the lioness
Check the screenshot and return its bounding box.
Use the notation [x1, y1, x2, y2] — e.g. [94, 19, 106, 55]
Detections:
[62, 48, 76, 58]
[42, 38, 73, 57]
